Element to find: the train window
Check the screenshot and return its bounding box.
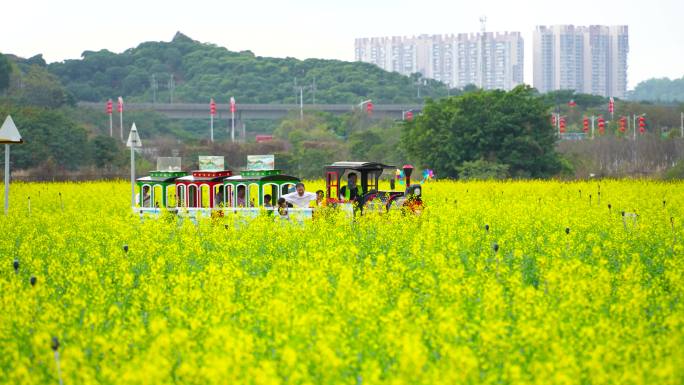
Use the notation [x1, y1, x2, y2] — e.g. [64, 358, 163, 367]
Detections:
[281, 183, 295, 196]
[153, 185, 163, 208]
[236, 185, 247, 207]
[214, 185, 225, 207]
[263, 183, 278, 207]
[177, 185, 186, 207]
[327, 172, 339, 199]
[225, 185, 233, 207]
[188, 185, 197, 207]
[248, 184, 259, 207]
[166, 185, 176, 208]
[200, 185, 211, 208]
[142, 185, 152, 207]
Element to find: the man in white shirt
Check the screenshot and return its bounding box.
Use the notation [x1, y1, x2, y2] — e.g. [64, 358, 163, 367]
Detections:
[282, 182, 317, 208]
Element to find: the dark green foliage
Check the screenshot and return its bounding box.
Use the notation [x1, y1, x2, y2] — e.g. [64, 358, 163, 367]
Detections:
[521, 254, 540, 289]
[540, 89, 608, 108]
[91, 135, 122, 168]
[663, 160, 684, 180]
[456, 160, 510, 180]
[402, 86, 562, 178]
[0, 104, 89, 170]
[0, 53, 11, 93]
[629, 76, 684, 103]
[46, 33, 450, 104]
[17, 65, 71, 108]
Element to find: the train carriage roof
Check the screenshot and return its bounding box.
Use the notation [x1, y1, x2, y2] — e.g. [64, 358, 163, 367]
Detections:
[176, 175, 227, 183]
[325, 161, 395, 171]
[136, 175, 179, 183]
[224, 174, 300, 183]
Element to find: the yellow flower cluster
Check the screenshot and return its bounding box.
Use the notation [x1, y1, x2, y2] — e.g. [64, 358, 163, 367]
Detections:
[0, 180, 683, 384]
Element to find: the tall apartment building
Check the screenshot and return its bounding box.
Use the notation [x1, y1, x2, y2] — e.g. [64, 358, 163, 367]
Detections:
[533, 25, 629, 97]
[355, 32, 524, 91]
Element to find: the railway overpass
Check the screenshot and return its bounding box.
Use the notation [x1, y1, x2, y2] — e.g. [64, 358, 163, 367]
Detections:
[78, 102, 423, 120]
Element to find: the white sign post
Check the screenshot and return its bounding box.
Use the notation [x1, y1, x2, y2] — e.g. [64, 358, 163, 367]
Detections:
[0, 116, 23, 215]
[126, 123, 142, 208]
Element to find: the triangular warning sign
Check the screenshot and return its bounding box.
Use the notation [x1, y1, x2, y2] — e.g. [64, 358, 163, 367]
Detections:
[0, 115, 23, 144]
[126, 122, 142, 148]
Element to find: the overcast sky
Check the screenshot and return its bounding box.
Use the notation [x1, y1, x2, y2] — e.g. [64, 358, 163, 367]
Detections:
[1, 0, 682, 89]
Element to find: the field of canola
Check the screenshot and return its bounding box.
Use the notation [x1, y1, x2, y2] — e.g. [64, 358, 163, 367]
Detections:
[1, 180, 683, 384]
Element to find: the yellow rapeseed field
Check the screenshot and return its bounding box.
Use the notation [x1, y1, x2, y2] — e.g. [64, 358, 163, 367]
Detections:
[1, 180, 683, 384]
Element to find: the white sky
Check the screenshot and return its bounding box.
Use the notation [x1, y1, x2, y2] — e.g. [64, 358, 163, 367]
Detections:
[1, 0, 682, 89]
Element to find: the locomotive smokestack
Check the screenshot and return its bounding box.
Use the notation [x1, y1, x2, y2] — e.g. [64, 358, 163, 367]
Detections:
[402, 164, 414, 187]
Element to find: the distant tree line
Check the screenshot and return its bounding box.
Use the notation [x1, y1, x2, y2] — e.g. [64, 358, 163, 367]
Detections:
[43, 32, 455, 104]
[629, 76, 684, 103]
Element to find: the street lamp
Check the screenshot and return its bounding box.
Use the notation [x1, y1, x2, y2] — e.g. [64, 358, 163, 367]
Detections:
[126, 123, 143, 208]
[0, 115, 23, 215]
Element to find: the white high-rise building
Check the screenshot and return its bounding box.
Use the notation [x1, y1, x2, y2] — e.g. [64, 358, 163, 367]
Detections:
[355, 32, 524, 91]
[533, 25, 628, 97]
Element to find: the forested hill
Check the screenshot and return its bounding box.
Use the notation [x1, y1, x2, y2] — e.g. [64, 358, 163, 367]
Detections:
[628, 76, 684, 103]
[45, 32, 448, 104]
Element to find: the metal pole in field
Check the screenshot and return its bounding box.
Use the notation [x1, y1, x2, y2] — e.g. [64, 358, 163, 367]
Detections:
[130, 145, 134, 207]
[4, 144, 8, 214]
[230, 97, 236, 143]
[210, 98, 216, 142]
[300, 87, 304, 121]
[126, 123, 142, 208]
[633, 114, 637, 140]
[680, 112, 683, 138]
[591, 115, 595, 139]
[109, 113, 113, 137]
[118, 97, 124, 142]
[1, 115, 23, 215]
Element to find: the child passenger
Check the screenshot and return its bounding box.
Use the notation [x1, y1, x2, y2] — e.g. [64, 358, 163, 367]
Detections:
[277, 197, 289, 220]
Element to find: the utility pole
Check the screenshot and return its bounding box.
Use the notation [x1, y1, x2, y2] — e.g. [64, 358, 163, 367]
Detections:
[591, 115, 596, 139]
[312, 76, 316, 105]
[151, 74, 157, 104]
[168, 75, 175, 104]
[293, 77, 304, 120]
[633, 114, 637, 140]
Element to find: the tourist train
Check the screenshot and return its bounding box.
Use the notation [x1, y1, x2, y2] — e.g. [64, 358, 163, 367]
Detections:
[135, 155, 425, 219]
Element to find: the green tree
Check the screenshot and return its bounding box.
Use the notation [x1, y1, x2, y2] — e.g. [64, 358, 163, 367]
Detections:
[402, 85, 562, 178]
[0, 53, 11, 94]
[18, 65, 70, 108]
[0, 104, 89, 170]
[91, 135, 121, 168]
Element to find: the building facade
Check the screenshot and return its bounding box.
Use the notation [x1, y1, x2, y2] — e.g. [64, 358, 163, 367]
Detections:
[533, 25, 628, 97]
[355, 32, 524, 91]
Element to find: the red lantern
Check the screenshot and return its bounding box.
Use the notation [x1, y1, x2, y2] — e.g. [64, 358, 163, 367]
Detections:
[583, 117, 589, 133]
[559, 117, 566, 133]
[366, 102, 374, 116]
[608, 97, 614, 114]
[106, 99, 113, 115]
[210, 98, 216, 116]
[639, 116, 646, 134]
[619, 116, 626, 133]
[551, 114, 557, 126]
[405, 111, 413, 121]
[117, 97, 123, 113]
[598, 117, 605, 134]
[568, 100, 577, 107]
